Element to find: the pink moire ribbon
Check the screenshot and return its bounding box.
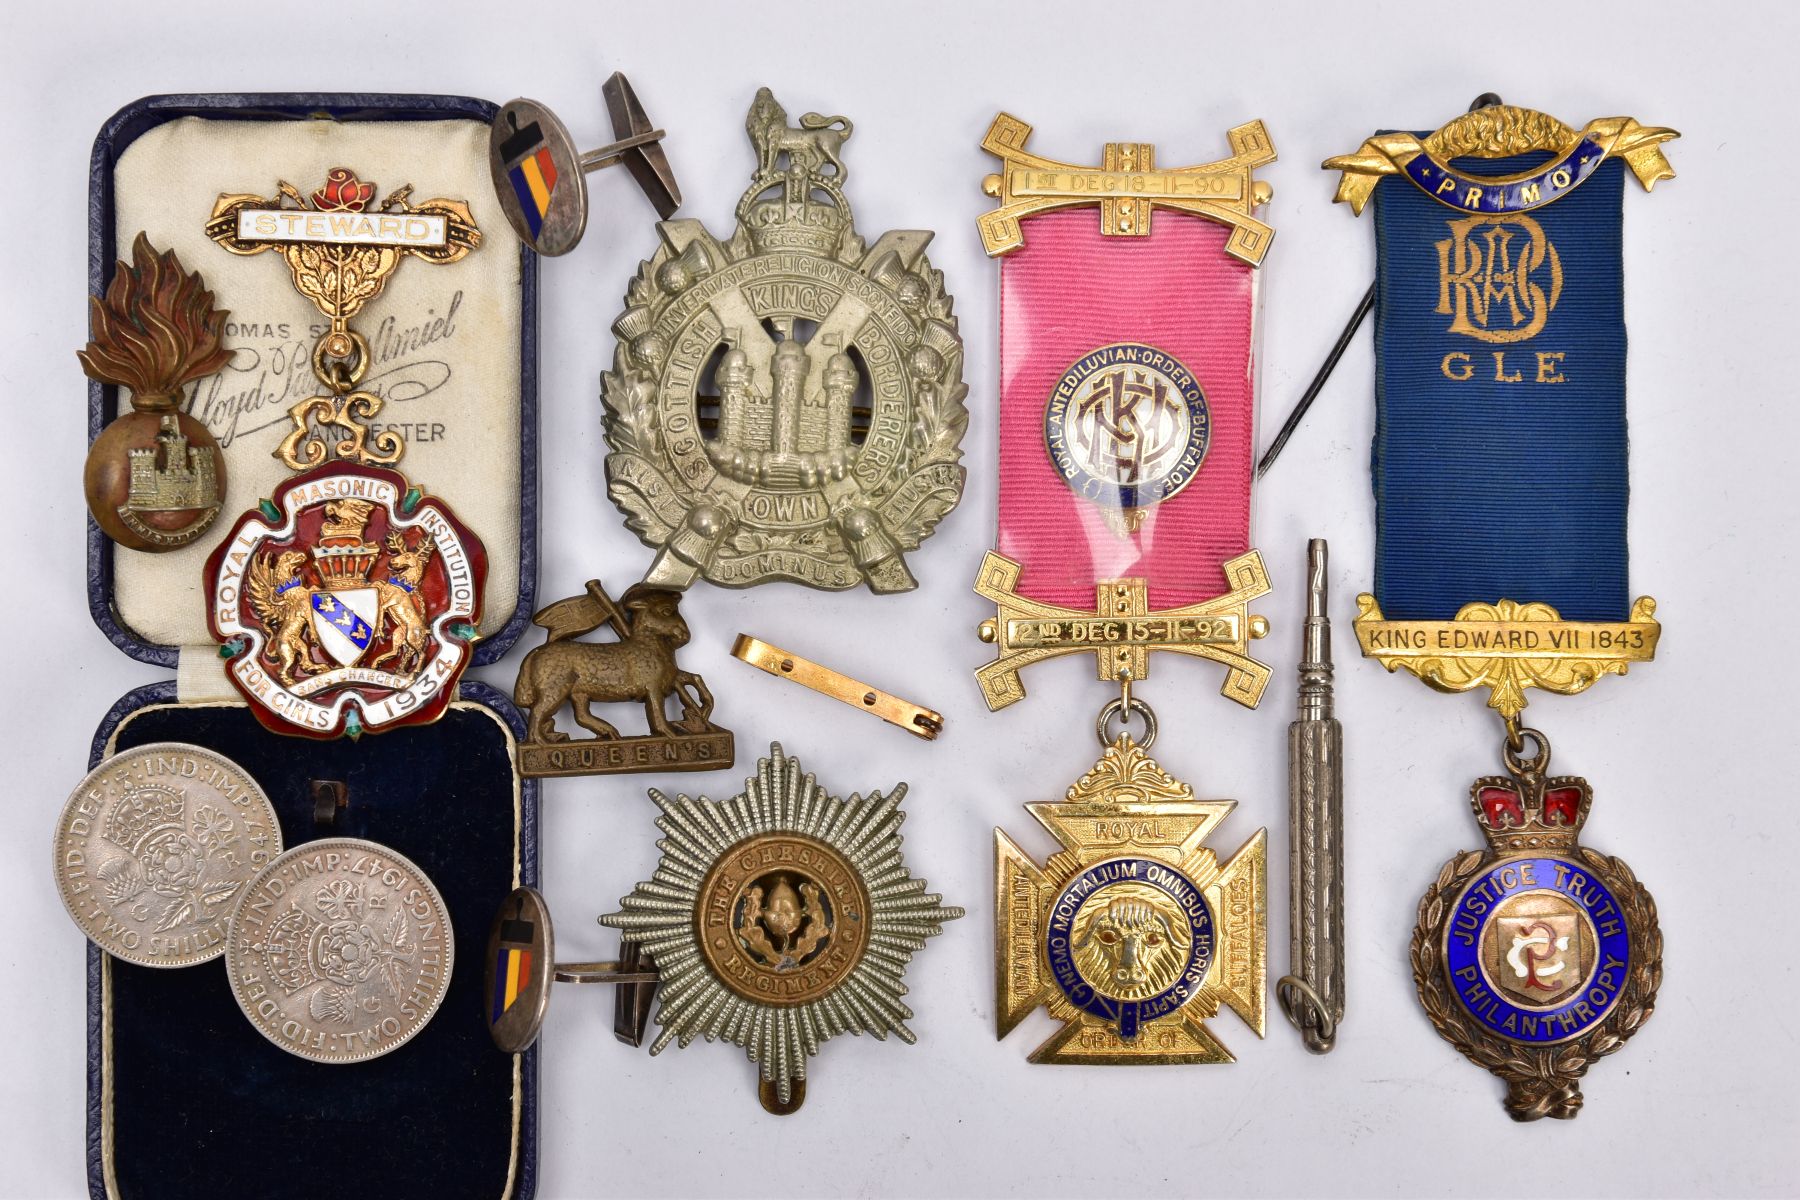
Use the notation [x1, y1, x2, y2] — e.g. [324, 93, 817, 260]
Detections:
[998, 209, 1256, 608]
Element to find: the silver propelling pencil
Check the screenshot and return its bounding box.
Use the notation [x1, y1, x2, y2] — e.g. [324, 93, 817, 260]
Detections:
[1278, 538, 1345, 1053]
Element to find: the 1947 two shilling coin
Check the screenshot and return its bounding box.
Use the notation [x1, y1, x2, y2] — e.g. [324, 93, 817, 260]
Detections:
[225, 838, 454, 1063]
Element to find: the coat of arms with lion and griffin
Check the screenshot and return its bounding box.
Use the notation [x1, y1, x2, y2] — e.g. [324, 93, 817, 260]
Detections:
[207, 463, 486, 739]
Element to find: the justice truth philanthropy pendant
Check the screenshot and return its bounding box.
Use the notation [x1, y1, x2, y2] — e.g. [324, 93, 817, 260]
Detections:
[1324, 96, 1675, 1114]
[602, 88, 967, 593]
[203, 169, 487, 738]
[80, 235, 231, 552]
[1413, 729, 1660, 1121]
[577, 744, 960, 1112]
[997, 733, 1265, 1063]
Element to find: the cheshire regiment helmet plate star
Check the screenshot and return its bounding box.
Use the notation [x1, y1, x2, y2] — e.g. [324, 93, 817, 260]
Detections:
[600, 743, 962, 1113]
[602, 88, 968, 593]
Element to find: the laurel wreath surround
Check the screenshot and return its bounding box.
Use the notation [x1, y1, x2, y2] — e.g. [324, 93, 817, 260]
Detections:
[1411, 846, 1662, 1122]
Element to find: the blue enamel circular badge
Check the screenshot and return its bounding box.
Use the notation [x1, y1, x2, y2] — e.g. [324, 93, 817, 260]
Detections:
[1044, 342, 1210, 510]
[1044, 857, 1213, 1040]
[1443, 856, 1632, 1045]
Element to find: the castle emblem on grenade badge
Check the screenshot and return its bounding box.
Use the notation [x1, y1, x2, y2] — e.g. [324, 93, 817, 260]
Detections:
[603, 88, 968, 593]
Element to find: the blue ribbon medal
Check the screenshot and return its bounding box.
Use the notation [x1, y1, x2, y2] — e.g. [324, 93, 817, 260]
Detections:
[1323, 99, 1677, 1121]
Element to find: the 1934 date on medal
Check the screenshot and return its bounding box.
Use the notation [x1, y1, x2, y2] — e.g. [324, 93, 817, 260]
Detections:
[603, 88, 968, 593]
[226, 838, 454, 1064]
[206, 465, 485, 740]
[53, 744, 282, 968]
[203, 168, 487, 740]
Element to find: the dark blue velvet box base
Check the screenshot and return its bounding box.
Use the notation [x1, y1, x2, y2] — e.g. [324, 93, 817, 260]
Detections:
[88, 683, 539, 1200]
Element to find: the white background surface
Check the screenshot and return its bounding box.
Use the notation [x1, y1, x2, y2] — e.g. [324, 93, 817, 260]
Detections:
[3, 2, 1796, 1197]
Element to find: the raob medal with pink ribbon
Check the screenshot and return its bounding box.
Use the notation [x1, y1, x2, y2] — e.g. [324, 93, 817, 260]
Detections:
[977, 114, 1279, 1068]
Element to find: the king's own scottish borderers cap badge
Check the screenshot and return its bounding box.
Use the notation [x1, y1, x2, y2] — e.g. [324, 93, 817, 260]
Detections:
[1322, 96, 1675, 1118]
[600, 88, 967, 593]
[974, 113, 1276, 1066]
[481, 744, 961, 1113]
[201, 169, 488, 739]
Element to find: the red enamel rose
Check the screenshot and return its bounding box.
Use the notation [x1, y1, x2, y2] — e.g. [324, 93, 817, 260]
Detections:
[313, 168, 375, 212]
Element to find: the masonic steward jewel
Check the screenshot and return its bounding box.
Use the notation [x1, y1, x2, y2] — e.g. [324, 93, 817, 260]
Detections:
[997, 734, 1266, 1064]
[204, 169, 487, 738]
[205, 167, 480, 475]
[1412, 729, 1659, 1121]
[80, 234, 232, 552]
[602, 88, 967, 593]
[600, 743, 962, 1112]
[206, 466, 485, 739]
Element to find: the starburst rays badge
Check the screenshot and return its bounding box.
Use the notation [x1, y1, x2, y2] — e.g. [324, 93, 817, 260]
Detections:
[996, 735, 1266, 1064]
[600, 743, 961, 1113]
